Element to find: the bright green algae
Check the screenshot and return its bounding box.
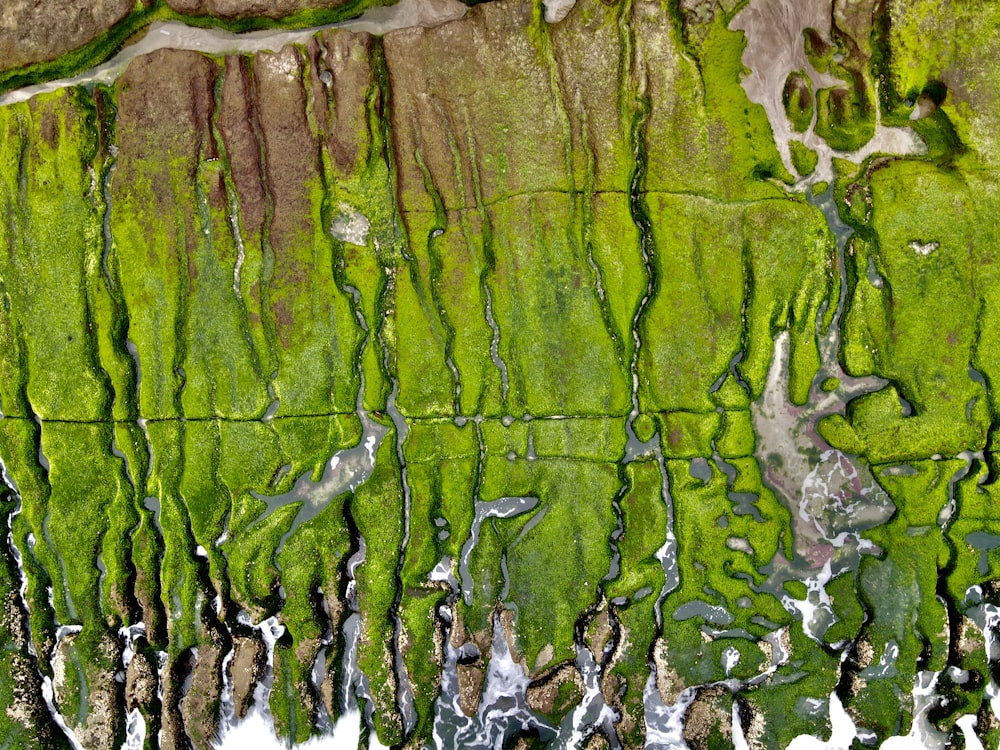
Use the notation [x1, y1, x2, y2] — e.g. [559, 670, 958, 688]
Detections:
[1, 0, 1000, 748]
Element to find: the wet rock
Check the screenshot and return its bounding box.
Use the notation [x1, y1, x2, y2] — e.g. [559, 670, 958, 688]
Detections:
[180, 640, 225, 750]
[583, 733, 610, 749]
[526, 663, 584, 720]
[682, 686, 732, 750]
[231, 634, 267, 719]
[160, 651, 196, 750]
[653, 639, 685, 705]
[52, 632, 121, 750]
[314, 30, 376, 178]
[457, 664, 484, 717]
[125, 645, 159, 710]
[585, 607, 613, 662]
[0, 587, 63, 748]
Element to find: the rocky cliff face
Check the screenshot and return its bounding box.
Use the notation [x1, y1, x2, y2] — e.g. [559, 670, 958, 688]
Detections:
[1, 1, 1000, 748]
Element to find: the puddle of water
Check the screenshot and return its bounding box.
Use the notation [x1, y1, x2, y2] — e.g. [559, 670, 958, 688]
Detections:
[248, 411, 388, 566]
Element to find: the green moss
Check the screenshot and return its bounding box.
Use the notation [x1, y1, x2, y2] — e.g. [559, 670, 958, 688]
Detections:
[631, 413, 657, 444]
[782, 71, 814, 133]
[0, 91, 112, 422]
[660, 458, 791, 686]
[715, 410, 755, 457]
[473, 456, 619, 670]
[350, 424, 404, 744]
[782, 580, 807, 600]
[823, 571, 865, 646]
[802, 27, 835, 74]
[639, 8, 793, 197]
[657, 411, 720, 458]
[746, 624, 841, 748]
[531, 417, 627, 461]
[789, 139, 818, 176]
[820, 377, 839, 392]
[487, 194, 630, 417]
[814, 85, 876, 152]
[834, 161, 989, 462]
[605, 459, 666, 745]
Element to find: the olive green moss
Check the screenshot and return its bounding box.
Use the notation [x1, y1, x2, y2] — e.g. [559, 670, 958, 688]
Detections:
[828, 160, 990, 463]
[745, 623, 842, 748]
[814, 84, 876, 153]
[350, 425, 404, 744]
[475, 452, 619, 670]
[639, 195, 833, 411]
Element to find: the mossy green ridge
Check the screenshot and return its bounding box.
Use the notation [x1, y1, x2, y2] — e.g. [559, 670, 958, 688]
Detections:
[0, 432, 74, 750]
[828, 161, 990, 462]
[384, 0, 637, 419]
[476, 452, 620, 670]
[399, 420, 478, 739]
[0, 90, 112, 422]
[659, 457, 791, 686]
[639, 196, 834, 412]
[789, 139, 818, 177]
[783, 71, 814, 133]
[605, 458, 666, 748]
[349, 423, 405, 745]
[0, 420, 131, 749]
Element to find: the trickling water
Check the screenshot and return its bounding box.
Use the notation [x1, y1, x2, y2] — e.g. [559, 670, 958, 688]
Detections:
[482, 284, 510, 403]
[433, 608, 555, 749]
[550, 643, 619, 749]
[458, 496, 539, 607]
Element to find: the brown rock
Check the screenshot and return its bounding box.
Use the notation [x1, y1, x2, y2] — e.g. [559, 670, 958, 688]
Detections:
[218, 54, 267, 243]
[160, 651, 195, 750]
[231, 634, 267, 719]
[457, 663, 484, 716]
[315, 30, 376, 177]
[165, 0, 355, 20]
[682, 686, 732, 750]
[525, 663, 584, 718]
[126, 646, 159, 710]
[383, 0, 572, 214]
[0, 0, 133, 74]
[180, 640, 225, 750]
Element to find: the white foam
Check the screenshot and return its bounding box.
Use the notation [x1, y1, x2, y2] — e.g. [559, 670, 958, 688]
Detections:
[214, 706, 391, 749]
[786, 692, 857, 750]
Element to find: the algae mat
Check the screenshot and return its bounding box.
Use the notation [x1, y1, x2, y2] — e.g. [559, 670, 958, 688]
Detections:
[1, 0, 1000, 748]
